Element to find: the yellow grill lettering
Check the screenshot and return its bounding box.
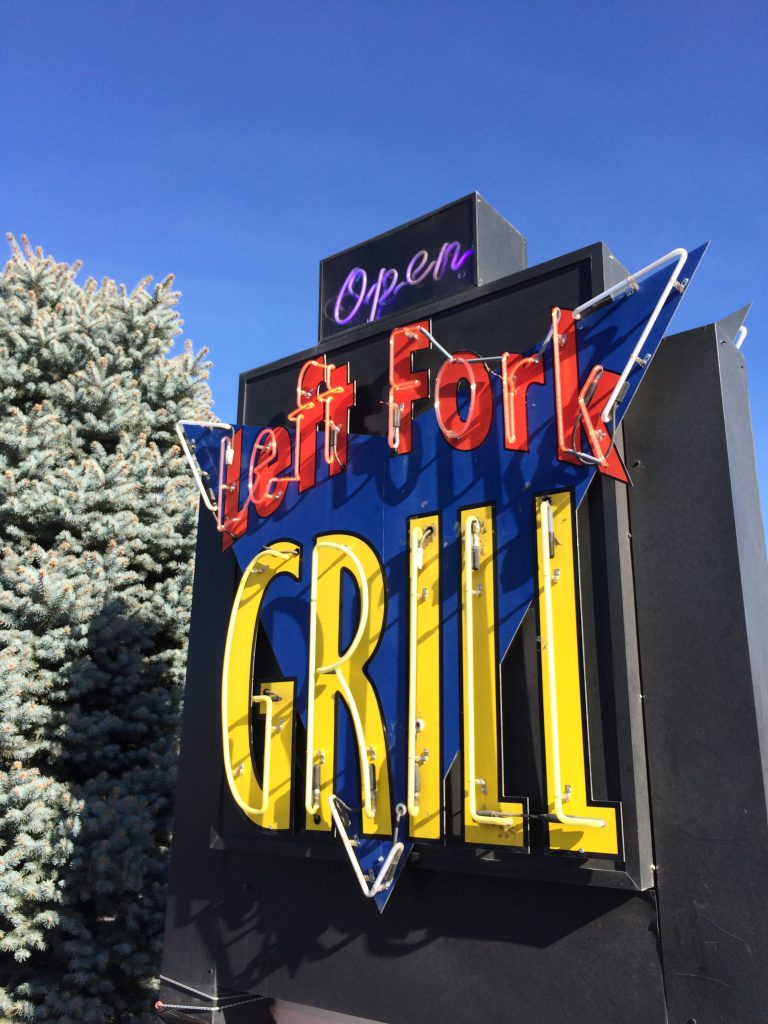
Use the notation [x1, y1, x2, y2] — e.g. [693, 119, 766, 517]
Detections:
[461, 506, 525, 847]
[536, 493, 620, 855]
[305, 533, 392, 835]
[222, 542, 299, 831]
[407, 514, 442, 840]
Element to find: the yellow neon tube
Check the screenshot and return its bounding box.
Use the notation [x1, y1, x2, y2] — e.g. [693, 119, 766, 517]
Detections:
[407, 526, 422, 818]
[221, 543, 299, 827]
[539, 497, 606, 830]
[246, 694, 274, 815]
[305, 540, 374, 819]
[464, 515, 521, 828]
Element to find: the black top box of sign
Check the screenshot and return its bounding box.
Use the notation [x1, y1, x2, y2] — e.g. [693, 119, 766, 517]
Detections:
[318, 192, 527, 344]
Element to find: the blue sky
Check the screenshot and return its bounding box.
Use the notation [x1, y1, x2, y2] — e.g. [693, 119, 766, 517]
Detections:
[3, 1, 767, 520]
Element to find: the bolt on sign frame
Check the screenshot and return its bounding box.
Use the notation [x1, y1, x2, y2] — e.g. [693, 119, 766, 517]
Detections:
[160, 203, 768, 1024]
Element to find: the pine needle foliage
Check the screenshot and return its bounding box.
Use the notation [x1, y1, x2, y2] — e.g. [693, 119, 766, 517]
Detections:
[0, 237, 212, 1023]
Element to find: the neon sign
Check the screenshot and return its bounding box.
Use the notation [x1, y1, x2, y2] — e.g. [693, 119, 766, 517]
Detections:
[318, 193, 526, 341]
[179, 243, 706, 910]
[332, 241, 474, 326]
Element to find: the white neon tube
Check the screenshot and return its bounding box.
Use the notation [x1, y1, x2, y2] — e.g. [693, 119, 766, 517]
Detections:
[175, 420, 232, 514]
[734, 326, 747, 350]
[333, 668, 377, 819]
[216, 434, 235, 531]
[534, 309, 561, 362]
[254, 545, 297, 566]
[305, 543, 322, 816]
[539, 499, 605, 829]
[464, 516, 520, 828]
[305, 541, 373, 819]
[328, 796, 404, 898]
[570, 248, 688, 424]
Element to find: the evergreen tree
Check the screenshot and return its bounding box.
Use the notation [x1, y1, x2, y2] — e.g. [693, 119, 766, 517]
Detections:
[0, 237, 211, 1022]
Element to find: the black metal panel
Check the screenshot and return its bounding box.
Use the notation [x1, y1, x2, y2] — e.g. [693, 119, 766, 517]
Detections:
[318, 193, 526, 344]
[474, 193, 528, 285]
[158, 511, 238, 1013]
[623, 324, 768, 1024]
[718, 327, 768, 808]
[215, 851, 665, 1024]
[579, 463, 654, 890]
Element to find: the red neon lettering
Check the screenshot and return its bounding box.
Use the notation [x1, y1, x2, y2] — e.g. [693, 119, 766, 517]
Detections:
[552, 308, 581, 468]
[388, 321, 431, 455]
[551, 307, 627, 483]
[249, 427, 293, 517]
[434, 352, 493, 451]
[285, 356, 357, 491]
[219, 426, 295, 551]
[321, 363, 355, 476]
[288, 360, 329, 493]
[221, 429, 246, 550]
[576, 366, 627, 482]
[501, 353, 545, 451]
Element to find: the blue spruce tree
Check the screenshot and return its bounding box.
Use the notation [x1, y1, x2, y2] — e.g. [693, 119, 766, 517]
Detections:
[0, 236, 211, 1022]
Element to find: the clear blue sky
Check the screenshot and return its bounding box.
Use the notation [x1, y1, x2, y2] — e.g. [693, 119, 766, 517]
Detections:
[3, 1, 767, 523]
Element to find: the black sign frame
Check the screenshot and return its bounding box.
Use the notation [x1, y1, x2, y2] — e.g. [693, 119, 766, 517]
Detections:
[318, 192, 526, 343]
